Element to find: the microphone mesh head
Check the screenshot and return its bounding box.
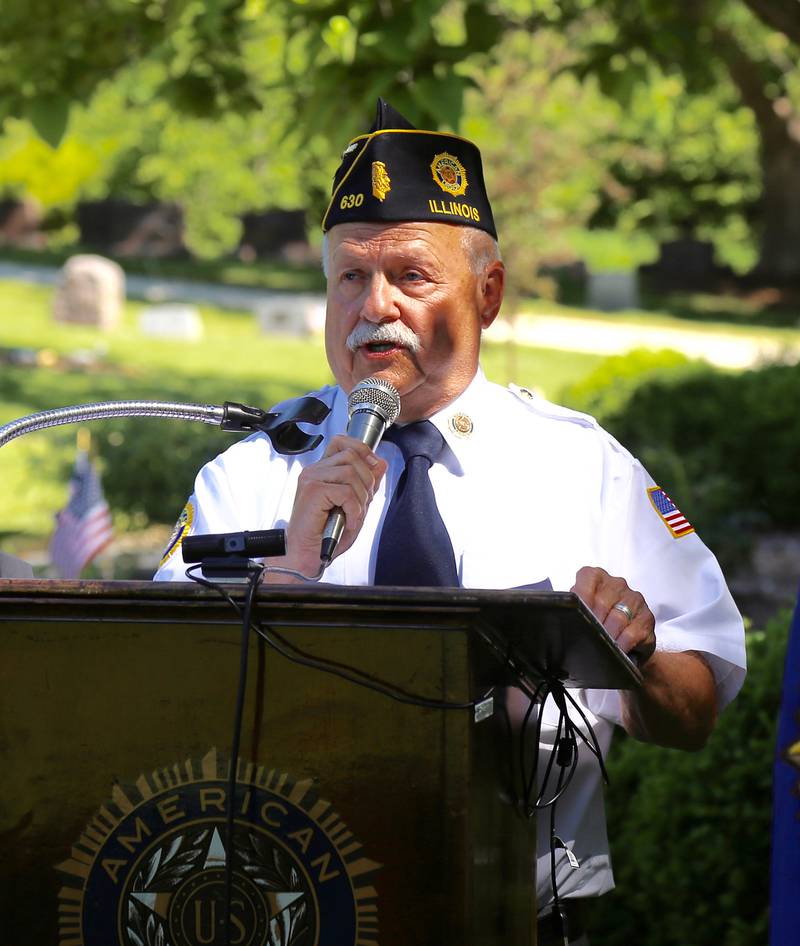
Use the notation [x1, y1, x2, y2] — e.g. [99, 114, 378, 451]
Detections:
[347, 377, 401, 426]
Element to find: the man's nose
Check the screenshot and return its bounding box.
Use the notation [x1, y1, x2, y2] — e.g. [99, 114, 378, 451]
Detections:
[360, 273, 399, 323]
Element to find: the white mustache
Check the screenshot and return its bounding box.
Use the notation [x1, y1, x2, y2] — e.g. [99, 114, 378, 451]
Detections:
[345, 321, 421, 353]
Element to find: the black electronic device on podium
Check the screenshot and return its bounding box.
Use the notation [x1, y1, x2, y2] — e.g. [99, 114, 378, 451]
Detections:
[0, 580, 639, 946]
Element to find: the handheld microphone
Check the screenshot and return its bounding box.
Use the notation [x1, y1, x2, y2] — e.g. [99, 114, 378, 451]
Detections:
[320, 377, 401, 563]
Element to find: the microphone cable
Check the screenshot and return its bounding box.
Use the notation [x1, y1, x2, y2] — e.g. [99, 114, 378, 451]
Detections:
[514, 675, 609, 941]
[187, 559, 611, 946]
[185, 563, 262, 946]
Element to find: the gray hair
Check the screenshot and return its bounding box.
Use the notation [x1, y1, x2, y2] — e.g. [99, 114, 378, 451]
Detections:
[459, 227, 502, 276]
[321, 228, 500, 279]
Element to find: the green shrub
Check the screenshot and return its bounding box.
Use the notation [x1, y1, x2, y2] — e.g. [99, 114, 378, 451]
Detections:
[91, 372, 315, 524]
[587, 609, 791, 945]
[562, 359, 800, 568]
[561, 348, 697, 419]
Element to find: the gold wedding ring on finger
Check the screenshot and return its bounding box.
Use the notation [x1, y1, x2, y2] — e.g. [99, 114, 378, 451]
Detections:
[612, 602, 634, 622]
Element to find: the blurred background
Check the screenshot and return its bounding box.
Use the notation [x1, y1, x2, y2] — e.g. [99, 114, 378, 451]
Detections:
[0, 3, 798, 940]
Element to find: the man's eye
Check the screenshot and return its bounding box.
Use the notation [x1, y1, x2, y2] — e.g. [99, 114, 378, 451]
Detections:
[403, 271, 424, 281]
[342, 271, 359, 281]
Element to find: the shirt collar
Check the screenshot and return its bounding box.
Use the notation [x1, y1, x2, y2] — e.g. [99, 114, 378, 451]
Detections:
[427, 367, 492, 476]
[331, 367, 492, 476]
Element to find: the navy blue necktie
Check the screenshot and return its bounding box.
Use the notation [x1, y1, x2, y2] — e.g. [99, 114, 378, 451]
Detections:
[374, 421, 459, 587]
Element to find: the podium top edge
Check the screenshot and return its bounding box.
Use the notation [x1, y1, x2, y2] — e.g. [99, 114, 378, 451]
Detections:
[0, 577, 579, 608]
[0, 578, 641, 690]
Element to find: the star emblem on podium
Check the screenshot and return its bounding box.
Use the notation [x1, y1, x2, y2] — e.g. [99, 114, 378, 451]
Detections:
[125, 826, 308, 946]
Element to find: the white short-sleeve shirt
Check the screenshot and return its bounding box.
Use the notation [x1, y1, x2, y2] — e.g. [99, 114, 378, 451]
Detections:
[155, 368, 746, 904]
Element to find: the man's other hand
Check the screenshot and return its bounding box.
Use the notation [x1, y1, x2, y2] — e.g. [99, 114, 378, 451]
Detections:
[571, 565, 656, 665]
[571, 564, 718, 749]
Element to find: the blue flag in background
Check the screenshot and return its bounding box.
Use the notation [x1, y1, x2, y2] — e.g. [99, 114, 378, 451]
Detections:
[771, 587, 800, 946]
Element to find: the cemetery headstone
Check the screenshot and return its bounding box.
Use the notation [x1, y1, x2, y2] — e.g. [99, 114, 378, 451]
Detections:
[256, 295, 325, 336]
[53, 255, 125, 331]
[139, 304, 204, 342]
[587, 270, 640, 311]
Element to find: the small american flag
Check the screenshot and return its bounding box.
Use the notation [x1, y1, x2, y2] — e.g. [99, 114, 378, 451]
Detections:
[647, 486, 694, 538]
[50, 451, 114, 578]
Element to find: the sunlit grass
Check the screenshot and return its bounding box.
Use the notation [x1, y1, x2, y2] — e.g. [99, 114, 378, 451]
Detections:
[517, 295, 800, 342]
[0, 280, 603, 406]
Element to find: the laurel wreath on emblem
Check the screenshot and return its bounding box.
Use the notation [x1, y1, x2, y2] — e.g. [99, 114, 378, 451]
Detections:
[127, 906, 167, 946]
[238, 833, 311, 946]
[124, 827, 311, 946]
[136, 829, 209, 890]
[126, 828, 209, 946]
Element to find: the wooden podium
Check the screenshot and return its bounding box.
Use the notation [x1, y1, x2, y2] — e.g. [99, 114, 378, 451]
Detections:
[0, 580, 639, 946]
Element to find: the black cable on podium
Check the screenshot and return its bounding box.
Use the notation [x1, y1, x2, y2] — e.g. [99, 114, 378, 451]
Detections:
[186, 554, 493, 946]
[188, 550, 610, 946]
[514, 673, 609, 942]
[224, 566, 261, 946]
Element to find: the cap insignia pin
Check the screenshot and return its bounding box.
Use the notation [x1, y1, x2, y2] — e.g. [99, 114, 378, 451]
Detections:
[431, 152, 468, 197]
[372, 161, 392, 201]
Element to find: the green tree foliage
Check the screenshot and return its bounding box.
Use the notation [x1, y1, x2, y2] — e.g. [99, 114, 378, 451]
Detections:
[269, 0, 799, 280]
[268, 0, 508, 137]
[560, 348, 695, 418]
[462, 27, 617, 301]
[588, 73, 760, 272]
[589, 607, 791, 945]
[1, 0, 795, 279]
[560, 0, 800, 280]
[0, 0, 258, 145]
[0, 59, 332, 257]
[462, 23, 760, 290]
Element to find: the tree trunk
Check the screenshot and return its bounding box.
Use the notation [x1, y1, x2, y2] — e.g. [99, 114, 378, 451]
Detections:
[743, 0, 800, 48]
[756, 132, 800, 283]
[717, 30, 800, 283]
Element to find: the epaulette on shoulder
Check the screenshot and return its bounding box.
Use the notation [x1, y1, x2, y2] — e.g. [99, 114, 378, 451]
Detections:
[507, 384, 639, 464]
[507, 383, 598, 429]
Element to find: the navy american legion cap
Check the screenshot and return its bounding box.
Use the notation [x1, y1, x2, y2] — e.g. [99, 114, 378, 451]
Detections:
[322, 98, 497, 239]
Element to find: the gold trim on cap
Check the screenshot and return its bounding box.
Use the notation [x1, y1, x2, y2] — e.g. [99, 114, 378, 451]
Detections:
[322, 128, 479, 231]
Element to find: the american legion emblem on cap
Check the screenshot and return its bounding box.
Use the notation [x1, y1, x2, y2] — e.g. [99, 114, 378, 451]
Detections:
[322, 98, 497, 238]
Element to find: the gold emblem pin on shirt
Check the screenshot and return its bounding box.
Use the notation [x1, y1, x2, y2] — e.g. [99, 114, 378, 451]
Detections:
[449, 413, 474, 437]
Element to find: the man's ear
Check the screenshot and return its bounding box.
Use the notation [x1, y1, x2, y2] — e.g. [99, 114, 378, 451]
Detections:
[479, 260, 505, 329]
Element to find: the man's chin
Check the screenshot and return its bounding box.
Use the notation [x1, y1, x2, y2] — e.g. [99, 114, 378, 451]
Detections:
[351, 350, 411, 385]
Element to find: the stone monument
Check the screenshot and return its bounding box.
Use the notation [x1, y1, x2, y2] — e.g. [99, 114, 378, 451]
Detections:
[53, 255, 126, 331]
[139, 304, 204, 341]
[256, 294, 325, 336]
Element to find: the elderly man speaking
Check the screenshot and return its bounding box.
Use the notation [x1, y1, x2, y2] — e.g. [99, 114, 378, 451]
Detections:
[155, 100, 745, 943]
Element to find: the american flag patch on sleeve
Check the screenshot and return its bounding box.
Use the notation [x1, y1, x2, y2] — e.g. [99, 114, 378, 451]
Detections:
[647, 486, 695, 538]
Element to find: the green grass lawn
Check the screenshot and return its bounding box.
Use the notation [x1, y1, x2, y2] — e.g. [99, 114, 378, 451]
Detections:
[518, 296, 800, 344]
[0, 280, 603, 400]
